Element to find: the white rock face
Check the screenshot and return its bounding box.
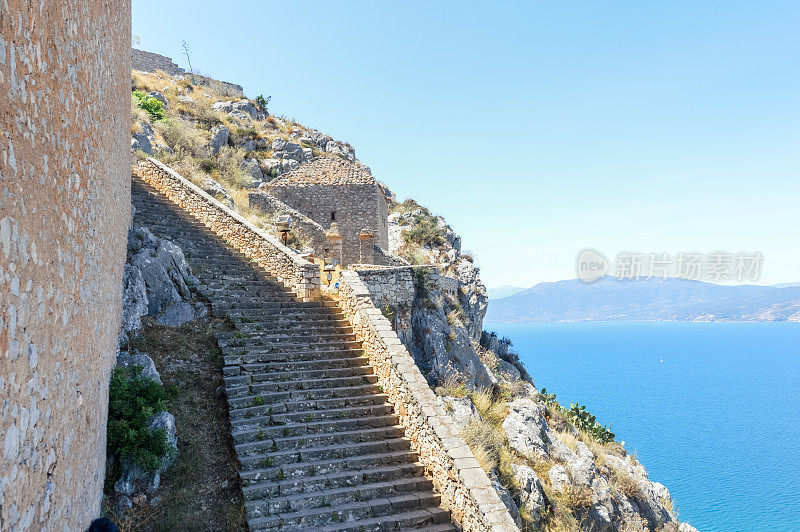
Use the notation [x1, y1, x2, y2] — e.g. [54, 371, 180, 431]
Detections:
[207, 125, 229, 155]
[512, 464, 544, 524]
[201, 177, 235, 208]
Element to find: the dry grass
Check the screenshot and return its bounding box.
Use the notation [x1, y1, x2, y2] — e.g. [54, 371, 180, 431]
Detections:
[470, 388, 508, 426]
[554, 485, 593, 512]
[475, 344, 499, 372]
[461, 419, 505, 473]
[610, 467, 642, 500]
[437, 373, 468, 398]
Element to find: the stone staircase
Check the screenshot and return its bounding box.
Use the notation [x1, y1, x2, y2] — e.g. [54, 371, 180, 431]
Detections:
[131, 176, 457, 532]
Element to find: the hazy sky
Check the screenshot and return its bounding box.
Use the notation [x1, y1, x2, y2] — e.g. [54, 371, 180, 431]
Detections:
[133, 1, 800, 288]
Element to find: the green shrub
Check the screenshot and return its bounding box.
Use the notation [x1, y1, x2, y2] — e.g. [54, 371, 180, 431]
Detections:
[107, 364, 170, 472]
[255, 94, 271, 113]
[199, 158, 217, 173]
[132, 90, 165, 121]
[567, 403, 615, 444]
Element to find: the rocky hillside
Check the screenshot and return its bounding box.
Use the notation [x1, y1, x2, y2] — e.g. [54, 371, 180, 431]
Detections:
[130, 66, 696, 532]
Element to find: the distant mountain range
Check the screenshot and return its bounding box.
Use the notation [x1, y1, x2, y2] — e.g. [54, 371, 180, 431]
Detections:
[487, 285, 526, 299]
[485, 277, 800, 322]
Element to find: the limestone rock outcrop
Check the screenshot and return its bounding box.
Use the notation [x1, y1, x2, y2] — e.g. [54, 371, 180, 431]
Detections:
[120, 225, 203, 346]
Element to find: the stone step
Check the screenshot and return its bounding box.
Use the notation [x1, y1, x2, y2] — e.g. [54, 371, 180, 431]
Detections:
[225, 373, 379, 397]
[246, 476, 434, 518]
[232, 402, 393, 432]
[224, 365, 374, 386]
[247, 493, 443, 531]
[233, 409, 399, 444]
[318, 507, 451, 532]
[236, 423, 405, 457]
[239, 445, 416, 481]
[227, 383, 382, 410]
[227, 356, 369, 376]
[223, 348, 365, 366]
[242, 462, 425, 500]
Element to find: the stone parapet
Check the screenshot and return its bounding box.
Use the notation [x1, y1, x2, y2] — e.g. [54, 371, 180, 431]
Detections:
[335, 270, 519, 532]
[248, 190, 328, 253]
[135, 158, 320, 301]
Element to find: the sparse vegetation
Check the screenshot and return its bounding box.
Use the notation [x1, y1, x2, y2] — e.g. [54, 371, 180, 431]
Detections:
[107, 364, 170, 473]
[132, 90, 166, 121]
[107, 317, 246, 531]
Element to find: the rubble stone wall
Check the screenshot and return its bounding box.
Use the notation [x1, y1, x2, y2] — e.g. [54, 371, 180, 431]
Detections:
[134, 159, 320, 301]
[0, 1, 131, 529]
[248, 190, 328, 253]
[267, 183, 389, 265]
[132, 48, 244, 97]
[336, 271, 519, 532]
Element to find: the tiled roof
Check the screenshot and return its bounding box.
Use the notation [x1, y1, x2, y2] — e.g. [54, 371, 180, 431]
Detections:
[267, 158, 376, 187]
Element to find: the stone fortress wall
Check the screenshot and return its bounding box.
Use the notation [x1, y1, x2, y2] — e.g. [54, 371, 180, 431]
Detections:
[0, 1, 131, 530]
[132, 48, 244, 97]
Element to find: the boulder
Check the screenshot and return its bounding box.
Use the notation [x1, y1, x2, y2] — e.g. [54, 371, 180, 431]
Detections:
[242, 138, 257, 152]
[116, 350, 162, 384]
[126, 227, 199, 326]
[440, 396, 480, 430]
[119, 263, 147, 346]
[147, 90, 168, 107]
[113, 411, 177, 496]
[259, 158, 282, 179]
[512, 464, 545, 524]
[502, 398, 550, 459]
[207, 125, 229, 156]
[231, 99, 259, 119]
[271, 139, 304, 161]
[240, 158, 264, 186]
[497, 359, 521, 381]
[548, 464, 569, 491]
[325, 140, 355, 161]
[280, 158, 300, 173]
[201, 177, 235, 208]
[155, 301, 196, 327]
[131, 133, 152, 155]
[211, 101, 233, 113]
[566, 454, 599, 486]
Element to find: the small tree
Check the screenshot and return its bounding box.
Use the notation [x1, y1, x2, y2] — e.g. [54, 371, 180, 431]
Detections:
[255, 94, 271, 113]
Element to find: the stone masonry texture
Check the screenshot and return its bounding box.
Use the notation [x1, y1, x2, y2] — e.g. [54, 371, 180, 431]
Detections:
[266, 159, 389, 265]
[0, 1, 131, 530]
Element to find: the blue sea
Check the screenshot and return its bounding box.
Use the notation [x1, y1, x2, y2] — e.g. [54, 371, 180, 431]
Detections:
[483, 321, 800, 532]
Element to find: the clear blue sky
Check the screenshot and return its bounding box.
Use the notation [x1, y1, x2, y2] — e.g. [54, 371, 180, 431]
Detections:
[133, 1, 800, 288]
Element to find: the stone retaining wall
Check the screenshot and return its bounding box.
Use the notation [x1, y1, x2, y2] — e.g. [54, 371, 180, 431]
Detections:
[134, 159, 320, 301]
[336, 271, 519, 531]
[248, 190, 328, 253]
